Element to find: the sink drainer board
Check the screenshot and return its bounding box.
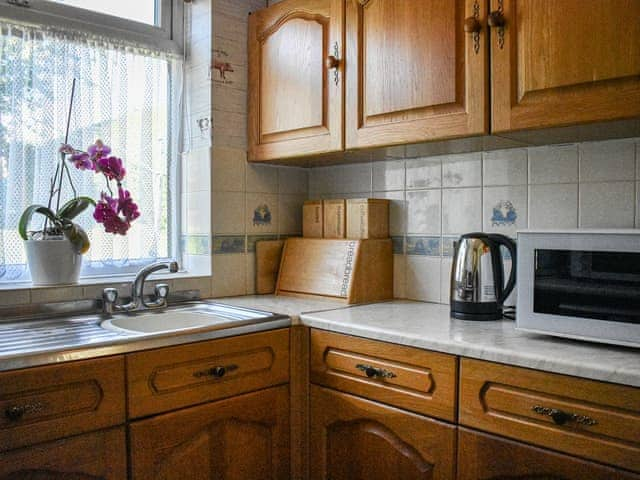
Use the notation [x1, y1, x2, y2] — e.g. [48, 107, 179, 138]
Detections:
[276, 238, 393, 304]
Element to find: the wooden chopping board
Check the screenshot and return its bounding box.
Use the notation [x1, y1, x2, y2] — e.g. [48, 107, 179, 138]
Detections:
[255, 240, 285, 294]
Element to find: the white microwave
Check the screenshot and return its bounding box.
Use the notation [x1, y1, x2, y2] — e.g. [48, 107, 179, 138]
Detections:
[516, 230, 640, 348]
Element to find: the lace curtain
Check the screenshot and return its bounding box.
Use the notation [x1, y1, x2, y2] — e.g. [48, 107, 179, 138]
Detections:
[0, 22, 183, 282]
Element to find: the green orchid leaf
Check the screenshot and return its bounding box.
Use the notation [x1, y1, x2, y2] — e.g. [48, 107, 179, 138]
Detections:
[18, 205, 59, 240]
[62, 222, 91, 254]
[57, 196, 96, 220]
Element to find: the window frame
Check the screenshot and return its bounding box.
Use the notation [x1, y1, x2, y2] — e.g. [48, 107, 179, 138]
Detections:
[0, 0, 184, 54]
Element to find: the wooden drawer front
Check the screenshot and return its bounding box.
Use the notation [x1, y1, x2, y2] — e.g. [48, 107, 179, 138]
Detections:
[0, 356, 125, 452]
[127, 329, 290, 418]
[0, 427, 127, 480]
[310, 330, 457, 421]
[459, 358, 640, 473]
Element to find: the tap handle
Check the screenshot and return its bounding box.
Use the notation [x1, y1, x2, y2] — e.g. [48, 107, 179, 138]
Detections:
[102, 288, 118, 314]
[103, 288, 118, 303]
[155, 283, 170, 299]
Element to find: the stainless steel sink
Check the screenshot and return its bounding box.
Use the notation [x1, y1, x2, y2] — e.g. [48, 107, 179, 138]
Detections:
[100, 303, 278, 335]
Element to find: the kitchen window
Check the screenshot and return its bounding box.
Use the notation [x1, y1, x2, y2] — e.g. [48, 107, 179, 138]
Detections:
[0, 0, 185, 283]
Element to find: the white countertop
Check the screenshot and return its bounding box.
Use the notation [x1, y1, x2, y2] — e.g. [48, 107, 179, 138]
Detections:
[299, 300, 640, 388]
[217, 295, 346, 321]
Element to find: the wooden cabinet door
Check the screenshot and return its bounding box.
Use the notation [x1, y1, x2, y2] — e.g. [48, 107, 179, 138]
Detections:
[491, 0, 640, 132]
[0, 427, 127, 480]
[129, 386, 290, 480]
[345, 0, 488, 149]
[309, 385, 456, 480]
[457, 428, 640, 480]
[248, 0, 343, 161]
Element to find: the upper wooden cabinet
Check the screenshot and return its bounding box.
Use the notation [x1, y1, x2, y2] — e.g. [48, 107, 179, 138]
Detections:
[491, 0, 640, 132]
[345, 0, 489, 149]
[249, 0, 640, 161]
[248, 0, 344, 161]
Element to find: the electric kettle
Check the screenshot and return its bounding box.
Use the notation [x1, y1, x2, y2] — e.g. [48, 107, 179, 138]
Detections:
[450, 232, 516, 320]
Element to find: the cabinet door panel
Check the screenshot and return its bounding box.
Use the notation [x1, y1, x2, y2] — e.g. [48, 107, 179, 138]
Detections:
[129, 386, 290, 480]
[0, 427, 126, 480]
[346, 0, 488, 149]
[310, 385, 456, 480]
[491, 0, 640, 131]
[458, 428, 640, 480]
[249, 0, 343, 161]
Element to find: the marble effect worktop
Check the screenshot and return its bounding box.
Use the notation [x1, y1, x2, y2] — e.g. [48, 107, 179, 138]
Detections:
[300, 300, 640, 388]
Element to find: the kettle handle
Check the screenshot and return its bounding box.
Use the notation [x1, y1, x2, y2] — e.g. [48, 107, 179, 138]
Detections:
[488, 234, 517, 305]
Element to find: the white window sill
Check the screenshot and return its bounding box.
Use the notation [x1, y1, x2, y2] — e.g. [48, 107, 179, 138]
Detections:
[0, 270, 209, 292]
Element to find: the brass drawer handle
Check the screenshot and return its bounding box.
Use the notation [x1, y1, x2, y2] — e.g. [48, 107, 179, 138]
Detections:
[356, 364, 397, 379]
[5, 402, 44, 421]
[193, 364, 238, 379]
[532, 405, 598, 426]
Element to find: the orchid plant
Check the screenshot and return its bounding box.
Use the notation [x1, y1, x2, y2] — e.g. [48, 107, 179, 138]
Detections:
[18, 140, 140, 254]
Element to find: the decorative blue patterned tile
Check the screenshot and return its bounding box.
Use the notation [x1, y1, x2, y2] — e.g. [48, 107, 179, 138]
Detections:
[213, 235, 246, 254]
[406, 236, 441, 256]
[391, 236, 404, 255]
[247, 234, 278, 253]
[441, 236, 459, 257]
[182, 235, 211, 256]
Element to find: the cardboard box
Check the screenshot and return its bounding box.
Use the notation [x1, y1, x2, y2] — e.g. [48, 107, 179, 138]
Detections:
[302, 200, 323, 238]
[346, 198, 390, 239]
[323, 199, 346, 238]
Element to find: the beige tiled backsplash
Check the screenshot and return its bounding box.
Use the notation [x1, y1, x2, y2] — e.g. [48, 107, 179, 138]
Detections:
[309, 137, 640, 304]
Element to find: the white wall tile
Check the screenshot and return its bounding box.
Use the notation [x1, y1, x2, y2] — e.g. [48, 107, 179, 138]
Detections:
[406, 190, 441, 235]
[31, 287, 84, 304]
[184, 191, 211, 235]
[246, 252, 256, 295]
[212, 191, 245, 234]
[212, 147, 245, 192]
[406, 256, 441, 303]
[637, 182, 640, 227]
[483, 149, 527, 186]
[309, 163, 372, 195]
[579, 139, 636, 182]
[246, 193, 279, 234]
[212, 254, 246, 297]
[393, 254, 406, 299]
[579, 182, 635, 228]
[246, 163, 279, 193]
[440, 258, 452, 305]
[373, 160, 405, 191]
[406, 157, 441, 190]
[483, 186, 527, 237]
[442, 188, 481, 234]
[184, 148, 211, 193]
[278, 194, 305, 234]
[442, 152, 482, 188]
[373, 191, 406, 236]
[528, 184, 578, 229]
[528, 144, 578, 184]
[0, 289, 30, 306]
[278, 167, 309, 194]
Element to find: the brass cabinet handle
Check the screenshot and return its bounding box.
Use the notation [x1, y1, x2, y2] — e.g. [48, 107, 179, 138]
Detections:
[356, 363, 397, 379]
[325, 56, 340, 70]
[193, 364, 238, 379]
[326, 42, 340, 85]
[464, 17, 482, 33]
[5, 402, 44, 421]
[487, 10, 506, 28]
[488, 0, 506, 49]
[532, 405, 598, 426]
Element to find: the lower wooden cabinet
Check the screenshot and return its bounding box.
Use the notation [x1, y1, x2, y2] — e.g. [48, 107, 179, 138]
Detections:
[458, 427, 640, 480]
[129, 385, 290, 479]
[309, 385, 456, 480]
[0, 427, 127, 480]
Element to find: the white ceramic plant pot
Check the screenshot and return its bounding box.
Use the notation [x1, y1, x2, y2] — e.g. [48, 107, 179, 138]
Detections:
[25, 237, 83, 285]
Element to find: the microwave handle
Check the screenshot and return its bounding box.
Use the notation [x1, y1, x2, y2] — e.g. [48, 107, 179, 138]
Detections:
[489, 234, 517, 305]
